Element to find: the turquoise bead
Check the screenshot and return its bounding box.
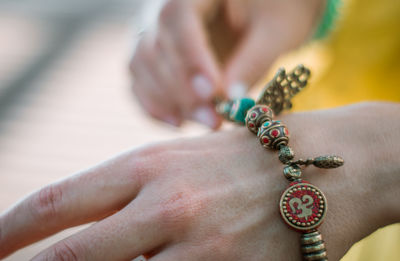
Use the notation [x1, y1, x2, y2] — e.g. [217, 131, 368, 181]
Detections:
[229, 98, 256, 124]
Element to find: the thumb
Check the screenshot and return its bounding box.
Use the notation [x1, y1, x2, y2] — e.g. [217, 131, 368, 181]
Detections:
[223, 23, 293, 99]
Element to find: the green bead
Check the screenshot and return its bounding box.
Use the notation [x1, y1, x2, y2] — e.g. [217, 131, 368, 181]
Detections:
[229, 98, 255, 124]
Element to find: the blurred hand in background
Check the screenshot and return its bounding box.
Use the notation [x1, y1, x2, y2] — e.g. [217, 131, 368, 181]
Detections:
[129, 0, 324, 128]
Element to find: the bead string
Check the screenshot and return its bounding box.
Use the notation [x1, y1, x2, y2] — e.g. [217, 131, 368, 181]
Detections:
[216, 65, 344, 261]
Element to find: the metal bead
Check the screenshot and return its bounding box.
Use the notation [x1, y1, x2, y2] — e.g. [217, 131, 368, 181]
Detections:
[301, 231, 328, 260]
[278, 145, 295, 164]
[283, 165, 302, 181]
[245, 105, 273, 134]
[215, 100, 233, 120]
[313, 155, 344, 169]
[258, 120, 289, 150]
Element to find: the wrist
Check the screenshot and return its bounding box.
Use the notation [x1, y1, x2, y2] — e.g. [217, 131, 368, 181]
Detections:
[225, 102, 399, 260]
[368, 103, 400, 224]
[269, 102, 400, 259]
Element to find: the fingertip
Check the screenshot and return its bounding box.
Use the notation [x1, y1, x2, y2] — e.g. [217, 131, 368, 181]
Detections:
[191, 74, 215, 100]
[192, 106, 218, 129]
[227, 82, 247, 99]
[162, 115, 182, 127]
[212, 114, 224, 130]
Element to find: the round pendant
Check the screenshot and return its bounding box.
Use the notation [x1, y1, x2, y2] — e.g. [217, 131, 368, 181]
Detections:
[279, 182, 327, 232]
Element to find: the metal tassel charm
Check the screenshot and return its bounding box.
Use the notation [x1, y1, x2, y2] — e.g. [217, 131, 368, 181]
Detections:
[291, 155, 344, 169]
[301, 230, 328, 261]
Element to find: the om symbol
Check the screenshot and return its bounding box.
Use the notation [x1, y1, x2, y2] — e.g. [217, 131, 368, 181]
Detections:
[289, 195, 314, 219]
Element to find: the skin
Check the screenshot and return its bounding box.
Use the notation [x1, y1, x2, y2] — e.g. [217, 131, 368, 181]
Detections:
[129, 0, 324, 128]
[0, 102, 399, 260]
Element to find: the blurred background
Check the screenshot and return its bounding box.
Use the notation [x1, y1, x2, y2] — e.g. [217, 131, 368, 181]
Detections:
[0, 0, 205, 259]
[0, 0, 399, 260]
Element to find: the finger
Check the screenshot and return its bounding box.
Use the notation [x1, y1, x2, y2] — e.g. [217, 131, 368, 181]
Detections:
[130, 35, 182, 126]
[160, 33, 220, 128]
[159, 29, 222, 129]
[159, 2, 222, 128]
[224, 22, 294, 99]
[31, 197, 169, 261]
[189, 104, 222, 130]
[147, 34, 186, 125]
[148, 245, 188, 261]
[0, 150, 149, 259]
[148, 242, 216, 261]
[131, 62, 182, 126]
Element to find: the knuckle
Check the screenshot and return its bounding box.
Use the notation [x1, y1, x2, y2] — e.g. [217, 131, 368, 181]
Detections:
[146, 107, 165, 121]
[138, 99, 169, 122]
[136, 144, 166, 159]
[31, 184, 64, 222]
[126, 145, 168, 184]
[127, 155, 153, 187]
[157, 189, 202, 229]
[139, 148, 181, 175]
[44, 241, 79, 261]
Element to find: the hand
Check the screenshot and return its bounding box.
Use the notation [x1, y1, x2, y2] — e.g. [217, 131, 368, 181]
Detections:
[129, 0, 324, 128]
[1, 102, 399, 260]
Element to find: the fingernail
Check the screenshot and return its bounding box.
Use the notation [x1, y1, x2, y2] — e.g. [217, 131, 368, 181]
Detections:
[163, 116, 181, 127]
[192, 106, 216, 128]
[228, 82, 247, 99]
[192, 74, 214, 100]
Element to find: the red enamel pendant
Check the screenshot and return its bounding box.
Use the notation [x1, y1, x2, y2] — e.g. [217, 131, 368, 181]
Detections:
[279, 181, 327, 232]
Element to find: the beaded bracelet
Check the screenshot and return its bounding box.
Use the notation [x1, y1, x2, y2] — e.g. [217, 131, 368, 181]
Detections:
[216, 65, 344, 260]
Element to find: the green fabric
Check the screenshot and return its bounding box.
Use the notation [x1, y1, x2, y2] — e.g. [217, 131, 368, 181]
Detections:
[313, 0, 342, 39]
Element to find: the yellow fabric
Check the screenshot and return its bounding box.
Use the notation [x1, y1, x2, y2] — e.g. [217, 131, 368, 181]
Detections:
[291, 0, 400, 111]
[266, 0, 400, 259]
